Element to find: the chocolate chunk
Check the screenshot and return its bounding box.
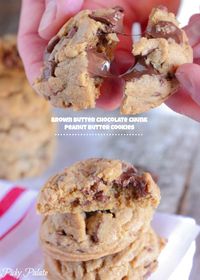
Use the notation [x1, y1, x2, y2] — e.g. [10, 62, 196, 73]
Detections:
[146, 20, 183, 44]
[93, 191, 109, 202]
[121, 56, 159, 81]
[114, 167, 149, 199]
[46, 27, 77, 54]
[2, 49, 21, 68]
[67, 26, 78, 38]
[47, 35, 60, 53]
[42, 61, 56, 80]
[87, 49, 113, 78]
[72, 198, 80, 207]
[89, 6, 124, 33]
[91, 232, 99, 243]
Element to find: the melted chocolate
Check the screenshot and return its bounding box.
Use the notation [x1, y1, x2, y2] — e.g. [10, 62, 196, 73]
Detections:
[87, 49, 113, 78]
[89, 6, 124, 33]
[121, 56, 158, 81]
[114, 167, 149, 199]
[146, 20, 183, 44]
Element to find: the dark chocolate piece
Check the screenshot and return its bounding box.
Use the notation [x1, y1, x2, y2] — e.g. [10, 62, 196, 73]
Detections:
[42, 61, 56, 80]
[114, 167, 149, 199]
[146, 20, 183, 44]
[2, 48, 21, 69]
[121, 56, 159, 81]
[47, 35, 60, 53]
[93, 191, 109, 202]
[89, 6, 124, 33]
[67, 26, 78, 39]
[87, 49, 113, 78]
[46, 27, 78, 54]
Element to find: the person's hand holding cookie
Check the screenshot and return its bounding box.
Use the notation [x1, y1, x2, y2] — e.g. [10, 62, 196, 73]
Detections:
[166, 14, 200, 121]
[18, 0, 200, 120]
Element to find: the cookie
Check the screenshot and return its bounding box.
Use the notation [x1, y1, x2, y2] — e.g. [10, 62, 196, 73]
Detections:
[0, 35, 55, 180]
[37, 158, 160, 214]
[34, 7, 124, 110]
[120, 6, 193, 115]
[44, 227, 165, 280]
[37, 159, 160, 261]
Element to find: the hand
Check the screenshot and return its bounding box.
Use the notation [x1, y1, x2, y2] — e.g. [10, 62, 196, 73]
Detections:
[18, 0, 179, 110]
[166, 14, 200, 122]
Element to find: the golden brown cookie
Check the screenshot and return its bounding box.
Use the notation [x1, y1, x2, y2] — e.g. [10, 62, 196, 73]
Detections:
[120, 6, 193, 114]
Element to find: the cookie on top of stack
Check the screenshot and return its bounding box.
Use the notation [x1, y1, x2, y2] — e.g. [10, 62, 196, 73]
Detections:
[0, 35, 55, 180]
[37, 158, 165, 280]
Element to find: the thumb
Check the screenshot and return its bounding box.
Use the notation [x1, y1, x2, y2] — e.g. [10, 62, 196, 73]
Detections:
[38, 0, 83, 40]
[176, 63, 200, 106]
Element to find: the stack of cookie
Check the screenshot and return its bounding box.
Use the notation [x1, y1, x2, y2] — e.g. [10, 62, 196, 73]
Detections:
[0, 35, 55, 180]
[37, 159, 165, 279]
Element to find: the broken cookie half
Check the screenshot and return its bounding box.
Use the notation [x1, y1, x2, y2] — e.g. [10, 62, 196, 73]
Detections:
[120, 6, 193, 114]
[34, 7, 124, 110]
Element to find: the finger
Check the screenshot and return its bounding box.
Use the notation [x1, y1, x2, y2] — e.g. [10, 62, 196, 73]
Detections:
[166, 89, 200, 122]
[193, 42, 200, 59]
[18, 0, 47, 83]
[184, 14, 200, 47]
[38, 0, 84, 40]
[175, 63, 200, 106]
[96, 78, 124, 110]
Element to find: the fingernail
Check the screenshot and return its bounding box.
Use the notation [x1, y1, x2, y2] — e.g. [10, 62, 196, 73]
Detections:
[39, 0, 57, 32]
[176, 71, 193, 92]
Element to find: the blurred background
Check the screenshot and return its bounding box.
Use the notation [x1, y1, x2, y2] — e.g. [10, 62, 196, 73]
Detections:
[0, 0, 199, 279]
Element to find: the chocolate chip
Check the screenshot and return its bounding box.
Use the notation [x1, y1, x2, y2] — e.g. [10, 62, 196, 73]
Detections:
[166, 72, 175, 80]
[93, 191, 109, 202]
[146, 20, 183, 44]
[90, 184, 98, 192]
[121, 56, 159, 81]
[42, 61, 56, 80]
[66, 26, 78, 38]
[47, 35, 60, 53]
[89, 7, 124, 33]
[91, 232, 99, 243]
[2, 49, 20, 68]
[72, 198, 80, 207]
[114, 167, 149, 199]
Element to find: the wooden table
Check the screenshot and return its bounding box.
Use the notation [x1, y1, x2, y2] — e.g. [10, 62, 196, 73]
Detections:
[0, 1, 199, 279]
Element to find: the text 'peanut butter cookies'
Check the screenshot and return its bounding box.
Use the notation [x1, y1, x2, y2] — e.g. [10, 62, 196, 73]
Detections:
[37, 158, 160, 261]
[44, 228, 165, 280]
[120, 6, 193, 114]
[34, 7, 123, 110]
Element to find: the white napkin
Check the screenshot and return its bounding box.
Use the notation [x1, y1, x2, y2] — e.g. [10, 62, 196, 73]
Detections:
[150, 213, 200, 280]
